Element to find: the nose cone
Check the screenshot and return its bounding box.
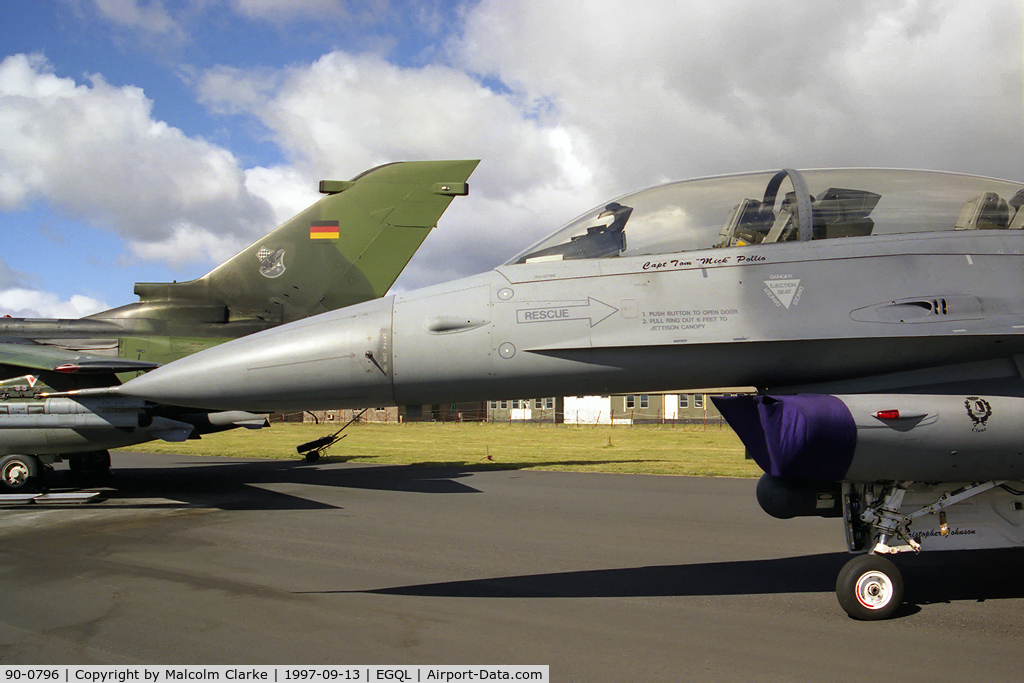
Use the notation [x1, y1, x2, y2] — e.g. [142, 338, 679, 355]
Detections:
[119, 297, 395, 412]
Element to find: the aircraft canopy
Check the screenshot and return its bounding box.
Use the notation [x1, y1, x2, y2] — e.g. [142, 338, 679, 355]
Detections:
[510, 169, 1024, 264]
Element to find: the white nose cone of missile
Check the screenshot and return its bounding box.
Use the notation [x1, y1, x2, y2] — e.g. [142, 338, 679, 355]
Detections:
[118, 296, 396, 412]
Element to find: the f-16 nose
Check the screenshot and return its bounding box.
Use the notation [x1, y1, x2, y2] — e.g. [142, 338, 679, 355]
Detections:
[118, 297, 395, 412]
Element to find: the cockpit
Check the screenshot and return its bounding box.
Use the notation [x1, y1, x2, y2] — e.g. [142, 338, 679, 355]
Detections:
[509, 169, 1024, 264]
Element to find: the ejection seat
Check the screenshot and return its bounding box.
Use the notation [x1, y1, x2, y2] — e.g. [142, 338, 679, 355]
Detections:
[956, 191, 1011, 230]
[1009, 189, 1024, 229]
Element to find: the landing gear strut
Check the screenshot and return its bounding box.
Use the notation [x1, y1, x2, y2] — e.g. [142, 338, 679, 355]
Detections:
[837, 480, 1013, 619]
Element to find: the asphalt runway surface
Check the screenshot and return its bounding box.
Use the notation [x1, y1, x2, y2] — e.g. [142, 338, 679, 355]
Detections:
[1, 452, 1023, 680]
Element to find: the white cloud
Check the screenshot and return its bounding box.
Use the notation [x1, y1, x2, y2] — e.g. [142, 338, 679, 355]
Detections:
[243, 165, 322, 225]
[453, 0, 1023, 185]
[0, 289, 109, 318]
[199, 52, 589, 191]
[229, 0, 366, 21]
[196, 65, 282, 116]
[193, 0, 1022, 291]
[7, 0, 1021, 304]
[91, 0, 185, 41]
[197, 51, 610, 285]
[0, 257, 30, 290]
[0, 54, 276, 268]
[87, 0, 407, 47]
[123, 223, 252, 268]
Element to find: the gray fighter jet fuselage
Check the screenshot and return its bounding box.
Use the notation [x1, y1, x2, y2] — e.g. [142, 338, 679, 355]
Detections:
[119, 168, 1024, 409]
[108, 166, 1024, 620]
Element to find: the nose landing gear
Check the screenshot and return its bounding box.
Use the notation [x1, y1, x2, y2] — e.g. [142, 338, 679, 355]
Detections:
[836, 554, 904, 620]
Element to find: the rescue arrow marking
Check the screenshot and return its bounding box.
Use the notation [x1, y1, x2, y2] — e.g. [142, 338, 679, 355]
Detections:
[516, 298, 619, 328]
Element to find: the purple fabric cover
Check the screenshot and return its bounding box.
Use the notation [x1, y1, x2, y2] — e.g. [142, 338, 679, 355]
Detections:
[711, 394, 857, 481]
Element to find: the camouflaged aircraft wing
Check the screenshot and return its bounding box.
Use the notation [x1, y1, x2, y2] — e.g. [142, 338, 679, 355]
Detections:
[0, 340, 157, 384]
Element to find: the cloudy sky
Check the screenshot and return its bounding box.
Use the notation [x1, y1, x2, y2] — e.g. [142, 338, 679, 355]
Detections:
[1, 0, 1021, 317]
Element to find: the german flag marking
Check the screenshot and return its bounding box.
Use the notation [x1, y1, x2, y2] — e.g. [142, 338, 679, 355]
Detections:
[310, 220, 340, 239]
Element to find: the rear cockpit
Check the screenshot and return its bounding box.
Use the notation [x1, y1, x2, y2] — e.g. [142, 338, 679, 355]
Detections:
[510, 168, 1024, 264]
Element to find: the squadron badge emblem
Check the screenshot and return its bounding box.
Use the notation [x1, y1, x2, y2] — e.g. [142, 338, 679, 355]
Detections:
[964, 396, 992, 432]
[257, 246, 286, 279]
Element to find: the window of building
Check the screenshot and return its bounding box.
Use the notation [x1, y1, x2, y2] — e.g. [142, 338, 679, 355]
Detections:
[626, 395, 635, 409]
[694, 394, 705, 409]
[640, 394, 649, 408]
[679, 394, 689, 408]
[545, 397, 554, 409]
[500, 400, 508, 409]
[490, 401, 497, 409]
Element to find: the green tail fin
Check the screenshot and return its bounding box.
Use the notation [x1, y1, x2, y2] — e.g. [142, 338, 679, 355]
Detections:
[133, 159, 479, 323]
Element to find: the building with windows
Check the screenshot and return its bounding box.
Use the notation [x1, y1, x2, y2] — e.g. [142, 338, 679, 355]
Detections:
[302, 403, 488, 424]
[403, 403, 489, 422]
[302, 406, 400, 424]
[492, 389, 750, 424]
[487, 397, 562, 423]
[303, 390, 749, 425]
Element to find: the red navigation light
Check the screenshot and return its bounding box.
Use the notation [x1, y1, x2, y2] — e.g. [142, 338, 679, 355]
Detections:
[874, 409, 900, 420]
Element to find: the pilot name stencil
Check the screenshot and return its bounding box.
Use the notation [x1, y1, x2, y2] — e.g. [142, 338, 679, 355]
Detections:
[642, 254, 767, 272]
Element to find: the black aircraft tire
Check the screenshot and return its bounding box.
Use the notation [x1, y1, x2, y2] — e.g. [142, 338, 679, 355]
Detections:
[305, 450, 322, 462]
[69, 451, 112, 478]
[836, 554, 904, 621]
[0, 454, 42, 494]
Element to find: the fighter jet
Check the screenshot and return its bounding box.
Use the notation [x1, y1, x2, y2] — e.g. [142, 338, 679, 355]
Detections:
[104, 165, 1024, 619]
[0, 159, 478, 492]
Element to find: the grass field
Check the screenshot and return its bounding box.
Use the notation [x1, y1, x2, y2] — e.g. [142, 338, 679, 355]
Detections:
[126, 421, 761, 478]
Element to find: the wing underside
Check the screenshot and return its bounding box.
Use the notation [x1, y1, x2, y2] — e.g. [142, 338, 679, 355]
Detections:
[0, 341, 158, 391]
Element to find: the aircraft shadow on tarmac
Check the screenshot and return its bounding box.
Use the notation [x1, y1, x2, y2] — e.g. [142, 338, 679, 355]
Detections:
[40, 456, 646, 512]
[399, 459, 656, 470]
[340, 548, 1024, 614]
[43, 459, 487, 511]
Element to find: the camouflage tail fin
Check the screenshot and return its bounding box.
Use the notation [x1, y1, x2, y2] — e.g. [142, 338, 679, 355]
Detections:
[134, 159, 479, 323]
